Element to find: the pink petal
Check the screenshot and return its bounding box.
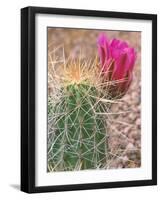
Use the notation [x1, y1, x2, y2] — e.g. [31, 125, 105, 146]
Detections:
[110, 39, 120, 48]
[119, 70, 132, 93]
[97, 33, 110, 70]
[127, 48, 136, 71]
[124, 71, 133, 91]
[101, 58, 112, 72]
[98, 46, 106, 66]
[110, 47, 122, 59]
[112, 53, 128, 80]
[110, 39, 128, 50]
[118, 41, 129, 50]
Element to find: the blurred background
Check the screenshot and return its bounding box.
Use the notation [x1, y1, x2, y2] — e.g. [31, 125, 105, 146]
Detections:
[48, 28, 141, 169]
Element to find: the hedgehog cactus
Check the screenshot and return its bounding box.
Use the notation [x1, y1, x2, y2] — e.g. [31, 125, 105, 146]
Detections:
[48, 33, 136, 172]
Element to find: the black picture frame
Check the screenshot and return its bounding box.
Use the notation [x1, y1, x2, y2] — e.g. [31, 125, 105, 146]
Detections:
[21, 6, 157, 193]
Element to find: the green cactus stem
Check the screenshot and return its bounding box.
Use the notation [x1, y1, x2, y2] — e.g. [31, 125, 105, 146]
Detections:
[48, 83, 109, 171]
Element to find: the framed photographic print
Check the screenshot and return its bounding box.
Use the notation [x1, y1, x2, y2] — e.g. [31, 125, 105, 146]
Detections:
[21, 6, 157, 193]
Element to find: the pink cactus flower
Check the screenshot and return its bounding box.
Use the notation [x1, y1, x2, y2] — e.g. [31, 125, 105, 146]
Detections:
[97, 33, 136, 96]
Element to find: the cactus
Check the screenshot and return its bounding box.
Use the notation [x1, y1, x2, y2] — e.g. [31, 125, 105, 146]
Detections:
[47, 33, 136, 172]
[48, 83, 109, 171]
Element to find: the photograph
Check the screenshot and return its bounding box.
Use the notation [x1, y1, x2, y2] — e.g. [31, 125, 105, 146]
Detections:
[47, 28, 141, 172]
[21, 6, 157, 193]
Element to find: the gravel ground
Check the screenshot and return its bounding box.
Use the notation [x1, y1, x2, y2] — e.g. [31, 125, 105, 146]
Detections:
[48, 28, 141, 169]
